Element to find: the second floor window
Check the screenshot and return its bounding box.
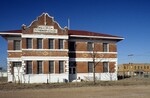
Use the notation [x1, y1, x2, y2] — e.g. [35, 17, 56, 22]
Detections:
[27, 38, 32, 49]
[69, 42, 76, 51]
[87, 42, 93, 51]
[14, 40, 21, 50]
[49, 39, 54, 49]
[37, 38, 42, 49]
[103, 43, 109, 52]
[59, 39, 64, 49]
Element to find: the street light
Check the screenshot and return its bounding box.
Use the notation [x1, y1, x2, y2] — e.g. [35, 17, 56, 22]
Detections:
[128, 54, 134, 77]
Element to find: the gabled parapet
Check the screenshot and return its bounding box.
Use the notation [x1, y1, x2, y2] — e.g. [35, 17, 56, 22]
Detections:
[22, 13, 68, 35]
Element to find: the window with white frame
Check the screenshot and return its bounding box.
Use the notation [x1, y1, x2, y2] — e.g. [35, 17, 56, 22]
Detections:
[87, 42, 93, 51]
[59, 39, 64, 49]
[88, 62, 93, 73]
[14, 40, 21, 50]
[37, 38, 42, 49]
[13, 62, 21, 67]
[26, 38, 32, 49]
[49, 39, 54, 49]
[103, 43, 109, 52]
[59, 61, 64, 73]
[26, 61, 32, 74]
[103, 62, 109, 72]
[49, 61, 54, 73]
[37, 61, 42, 74]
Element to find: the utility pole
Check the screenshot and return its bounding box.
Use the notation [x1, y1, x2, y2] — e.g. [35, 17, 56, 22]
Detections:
[128, 54, 134, 78]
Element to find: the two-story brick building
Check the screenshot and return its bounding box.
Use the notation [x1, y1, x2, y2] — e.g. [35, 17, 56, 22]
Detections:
[0, 13, 123, 83]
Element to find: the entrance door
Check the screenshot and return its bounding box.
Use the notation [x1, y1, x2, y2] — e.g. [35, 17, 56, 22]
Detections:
[69, 62, 77, 82]
[13, 62, 22, 83]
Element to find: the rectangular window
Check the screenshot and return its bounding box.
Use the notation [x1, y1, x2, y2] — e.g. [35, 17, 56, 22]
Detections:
[103, 62, 108, 72]
[37, 38, 42, 49]
[49, 39, 54, 49]
[59, 61, 64, 73]
[124, 66, 126, 69]
[147, 66, 149, 69]
[88, 62, 93, 73]
[49, 61, 54, 73]
[26, 38, 32, 49]
[103, 43, 108, 52]
[26, 61, 32, 74]
[134, 66, 136, 70]
[37, 61, 42, 74]
[13, 62, 21, 67]
[59, 39, 64, 49]
[69, 42, 76, 51]
[14, 40, 21, 50]
[87, 42, 93, 51]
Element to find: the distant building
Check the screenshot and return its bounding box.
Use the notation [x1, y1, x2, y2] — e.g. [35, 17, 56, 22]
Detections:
[0, 13, 123, 83]
[118, 63, 150, 76]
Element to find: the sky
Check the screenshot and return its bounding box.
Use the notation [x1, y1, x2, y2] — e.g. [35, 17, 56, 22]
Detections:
[1, 0, 150, 69]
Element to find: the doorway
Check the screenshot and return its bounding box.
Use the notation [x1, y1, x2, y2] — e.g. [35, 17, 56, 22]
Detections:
[69, 62, 77, 82]
[13, 62, 22, 83]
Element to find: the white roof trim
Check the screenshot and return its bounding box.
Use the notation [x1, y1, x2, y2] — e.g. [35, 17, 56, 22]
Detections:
[0, 32, 22, 35]
[70, 35, 124, 40]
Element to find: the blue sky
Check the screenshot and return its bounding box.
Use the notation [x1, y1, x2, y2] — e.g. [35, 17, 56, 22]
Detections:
[1, 0, 150, 69]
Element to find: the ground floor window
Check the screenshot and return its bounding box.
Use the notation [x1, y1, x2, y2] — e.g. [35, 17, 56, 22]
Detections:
[88, 62, 93, 73]
[59, 61, 64, 73]
[49, 61, 54, 73]
[103, 62, 109, 72]
[26, 61, 32, 74]
[13, 62, 21, 67]
[37, 61, 43, 74]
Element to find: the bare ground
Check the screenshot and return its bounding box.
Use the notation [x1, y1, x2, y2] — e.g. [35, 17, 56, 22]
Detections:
[0, 78, 150, 98]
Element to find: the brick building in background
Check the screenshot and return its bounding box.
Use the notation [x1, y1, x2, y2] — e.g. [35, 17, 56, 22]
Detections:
[0, 13, 123, 83]
[118, 63, 150, 76]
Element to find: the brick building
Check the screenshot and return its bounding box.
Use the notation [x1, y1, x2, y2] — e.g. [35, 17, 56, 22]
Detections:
[0, 13, 123, 83]
[118, 63, 150, 76]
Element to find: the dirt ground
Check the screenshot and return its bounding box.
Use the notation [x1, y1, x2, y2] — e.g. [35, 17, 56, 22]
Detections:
[0, 85, 150, 98]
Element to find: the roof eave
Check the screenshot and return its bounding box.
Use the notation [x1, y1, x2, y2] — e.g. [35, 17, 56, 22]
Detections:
[69, 35, 124, 41]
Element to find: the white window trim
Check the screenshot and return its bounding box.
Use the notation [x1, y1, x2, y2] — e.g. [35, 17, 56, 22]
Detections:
[49, 39, 55, 49]
[37, 38, 43, 49]
[26, 61, 33, 74]
[26, 38, 33, 49]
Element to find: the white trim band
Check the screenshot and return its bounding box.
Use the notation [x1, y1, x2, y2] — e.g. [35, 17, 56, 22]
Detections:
[22, 34, 68, 39]
[69, 58, 117, 62]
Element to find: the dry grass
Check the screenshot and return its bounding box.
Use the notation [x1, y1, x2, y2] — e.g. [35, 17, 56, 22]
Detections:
[0, 78, 150, 98]
[0, 77, 150, 90]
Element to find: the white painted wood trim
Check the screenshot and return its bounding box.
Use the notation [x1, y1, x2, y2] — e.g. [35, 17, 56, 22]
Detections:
[21, 34, 68, 39]
[70, 35, 124, 40]
[69, 51, 117, 54]
[22, 49, 68, 51]
[69, 58, 117, 62]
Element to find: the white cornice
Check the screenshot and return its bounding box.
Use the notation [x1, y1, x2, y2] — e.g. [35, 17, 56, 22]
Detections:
[0, 32, 21, 35]
[21, 34, 68, 39]
[70, 35, 124, 40]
